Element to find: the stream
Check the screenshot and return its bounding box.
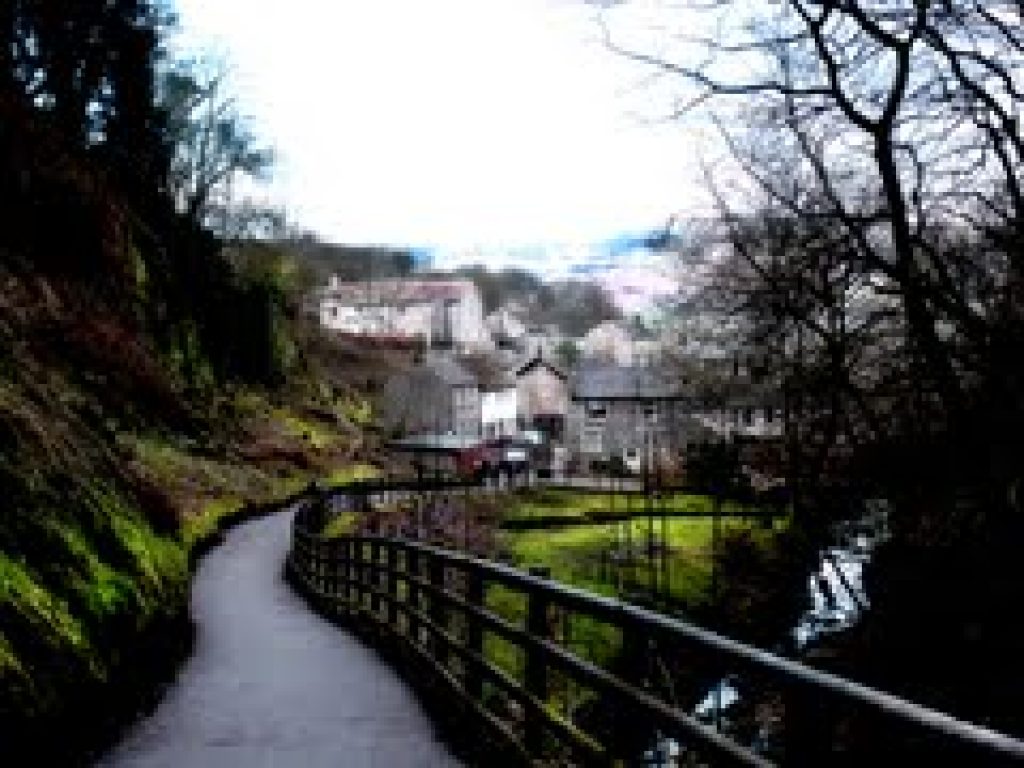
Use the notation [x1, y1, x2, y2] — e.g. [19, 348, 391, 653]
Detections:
[645, 500, 892, 764]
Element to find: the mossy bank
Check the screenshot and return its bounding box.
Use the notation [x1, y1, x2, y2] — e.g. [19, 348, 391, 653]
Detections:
[0, 273, 381, 766]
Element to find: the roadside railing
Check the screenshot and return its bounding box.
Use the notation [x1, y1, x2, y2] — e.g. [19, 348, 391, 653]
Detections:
[287, 481, 1024, 766]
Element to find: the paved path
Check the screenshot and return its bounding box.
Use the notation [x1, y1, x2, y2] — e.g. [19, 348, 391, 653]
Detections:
[99, 506, 460, 768]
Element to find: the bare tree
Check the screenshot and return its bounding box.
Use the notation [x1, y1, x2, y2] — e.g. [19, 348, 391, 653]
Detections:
[598, 0, 1023, 515]
[597, 0, 1024, 733]
[160, 64, 273, 222]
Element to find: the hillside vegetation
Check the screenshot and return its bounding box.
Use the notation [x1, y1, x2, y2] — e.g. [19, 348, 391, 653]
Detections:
[0, 4, 384, 762]
[0, 252, 380, 764]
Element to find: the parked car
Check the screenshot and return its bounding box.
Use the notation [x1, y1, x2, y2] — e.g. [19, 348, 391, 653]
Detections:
[454, 442, 499, 479]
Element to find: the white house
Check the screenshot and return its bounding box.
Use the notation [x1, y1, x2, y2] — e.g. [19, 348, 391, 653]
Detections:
[317, 276, 491, 352]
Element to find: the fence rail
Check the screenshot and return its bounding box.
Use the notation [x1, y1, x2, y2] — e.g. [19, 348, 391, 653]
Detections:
[287, 481, 1024, 766]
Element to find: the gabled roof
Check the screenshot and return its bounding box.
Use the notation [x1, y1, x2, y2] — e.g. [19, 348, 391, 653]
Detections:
[570, 364, 686, 401]
[514, 354, 567, 381]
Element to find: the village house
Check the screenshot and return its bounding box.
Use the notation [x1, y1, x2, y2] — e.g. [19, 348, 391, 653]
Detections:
[485, 306, 528, 350]
[379, 355, 481, 437]
[565, 364, 691, 472]
[514, 354, 569, 439]
[316, 276, 491, 352]
[693, 398, 784, 441]
[522, 324, 566, 359]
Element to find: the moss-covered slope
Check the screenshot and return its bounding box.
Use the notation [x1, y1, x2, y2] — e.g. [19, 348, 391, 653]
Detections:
[0, 269, 379, 764]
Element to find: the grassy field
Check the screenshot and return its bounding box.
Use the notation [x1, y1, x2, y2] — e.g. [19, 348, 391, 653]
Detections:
[499, 516, 779, 608]
[482, 489, 787, 695]
[501, 486, 754, 526]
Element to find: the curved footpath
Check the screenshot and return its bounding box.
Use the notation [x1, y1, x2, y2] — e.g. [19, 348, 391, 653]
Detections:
[100, 504, 460, 768]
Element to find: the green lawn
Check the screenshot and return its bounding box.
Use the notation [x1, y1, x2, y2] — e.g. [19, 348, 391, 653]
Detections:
[478, 512, 787, 717]
[501, 512, 786, 608]
[501, 487, 753, 526]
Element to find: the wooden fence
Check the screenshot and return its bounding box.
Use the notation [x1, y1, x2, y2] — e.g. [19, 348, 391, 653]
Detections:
[287, 482, 1024, 766]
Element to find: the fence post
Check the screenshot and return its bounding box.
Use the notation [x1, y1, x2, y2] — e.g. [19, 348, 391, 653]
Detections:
[368, 540, 380, 619]
[611, 621, 647, 761]
[334, 536, 347, 609]
[315, 537, 325, 595]
[345, 537, 356, 614]
[429, 553, 446, 663]
[330, 537, 341, 606]
[408, 548, 421, 645]
[355, 540, 366, 614]
[386, 541, 398, 629]
[465, 566, 484, 702]
[525, 566, 551, 755]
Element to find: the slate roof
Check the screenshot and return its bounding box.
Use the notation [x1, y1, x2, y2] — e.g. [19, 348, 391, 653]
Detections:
[570, 364, 686, 401]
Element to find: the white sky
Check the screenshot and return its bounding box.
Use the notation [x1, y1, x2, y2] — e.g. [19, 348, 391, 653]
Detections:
[171, 0, 716, 257]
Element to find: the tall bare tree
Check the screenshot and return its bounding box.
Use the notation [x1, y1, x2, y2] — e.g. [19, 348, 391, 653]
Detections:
[596, 0, 1024, 731]
[160, 64, 272, 223]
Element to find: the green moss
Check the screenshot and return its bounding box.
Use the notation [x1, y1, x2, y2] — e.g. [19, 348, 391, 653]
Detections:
[340, 396, 373, 428]
[0, 632, 22, 675]
[324, 463, 379, 486]
[54, 522, 140, 621]
[271, 473, 314, 499]
[322, 511, 359, 538]
[109, 511, 187, 594]
[182, 495, 243, 549]
[0, 552, 97, 673]
[125, 434, 261, 492]
[274, 409, 336, 449]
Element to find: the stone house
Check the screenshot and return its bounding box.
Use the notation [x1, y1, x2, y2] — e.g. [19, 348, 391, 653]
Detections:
[566, 364, 691, 471]
[379, 355, 481, 437]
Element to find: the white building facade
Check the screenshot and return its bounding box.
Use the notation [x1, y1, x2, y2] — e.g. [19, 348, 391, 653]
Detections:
[317, 277, 491, 352]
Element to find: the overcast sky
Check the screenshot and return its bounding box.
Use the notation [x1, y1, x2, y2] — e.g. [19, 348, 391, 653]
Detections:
[171, 0, 714, 283]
